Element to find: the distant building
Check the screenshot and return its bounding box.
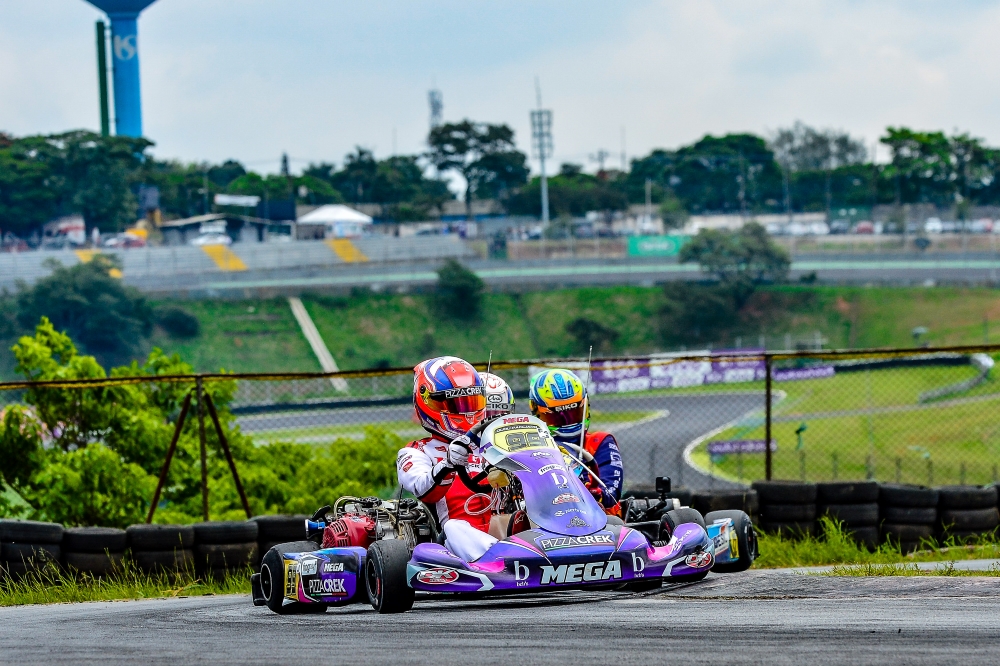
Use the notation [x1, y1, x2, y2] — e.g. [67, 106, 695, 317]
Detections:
[296, 204, 373, 239]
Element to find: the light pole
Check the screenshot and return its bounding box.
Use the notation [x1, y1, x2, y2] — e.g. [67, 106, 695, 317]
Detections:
[530, 79, 553, 225]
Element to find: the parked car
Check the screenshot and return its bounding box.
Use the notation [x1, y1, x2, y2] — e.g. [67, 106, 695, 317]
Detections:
[189, 233, 232, 246]
[970, 219, 994, 234]
[829, 219, 850, 234]
[102, 233, 146, 249]
[854, 221, 874, 234]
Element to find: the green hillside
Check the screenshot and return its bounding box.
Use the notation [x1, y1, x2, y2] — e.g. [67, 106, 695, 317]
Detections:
[4, 284, 1000, 377]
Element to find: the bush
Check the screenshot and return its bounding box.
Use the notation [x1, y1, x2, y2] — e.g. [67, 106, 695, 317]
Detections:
[155, 306, 200, 338]
[658, 282, 739, 346]
[565, 317, 619, 354]
[434, 259, 484, 320]
[16, 256, 152, 366]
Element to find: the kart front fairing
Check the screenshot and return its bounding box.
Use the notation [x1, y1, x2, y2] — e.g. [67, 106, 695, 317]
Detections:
[407, 415, 716, 593]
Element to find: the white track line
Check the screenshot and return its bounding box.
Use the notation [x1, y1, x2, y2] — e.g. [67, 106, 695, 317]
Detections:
[682, 390, 787, 486]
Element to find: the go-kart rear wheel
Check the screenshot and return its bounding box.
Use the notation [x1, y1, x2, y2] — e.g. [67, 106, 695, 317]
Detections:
[259, 542, 328, 615]
[365, 539, 414, 614]
[661, 507, 706, 538]
[705, 510, 758, 573]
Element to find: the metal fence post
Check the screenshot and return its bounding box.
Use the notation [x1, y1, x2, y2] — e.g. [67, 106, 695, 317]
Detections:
[146, 390, 193, 523]
[765, 354, 773, 481]
[196, 376, 209, 521]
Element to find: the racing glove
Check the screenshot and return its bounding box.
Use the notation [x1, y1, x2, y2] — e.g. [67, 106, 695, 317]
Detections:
[448, 435, 472, 467]
[431, 458, 454, 482]
[583, 473, 604, 505]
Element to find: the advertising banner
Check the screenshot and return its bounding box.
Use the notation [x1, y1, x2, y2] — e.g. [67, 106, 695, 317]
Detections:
[626, 235, 689, 257]
[568, 352, 835, 395]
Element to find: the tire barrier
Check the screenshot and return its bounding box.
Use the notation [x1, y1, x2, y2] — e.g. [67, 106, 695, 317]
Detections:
[817, 481, 880, 549]
[0, 520, 271, 581]
[251, 515, 308, 564]
[691, 490, 759, 525]
[722, 481, 1000, 549]
[62, 527, 127, 576]
[753, 481, 817, 537]
[0, 520, 64, 579]
[193, 521, 259, 580]
[879, 484, 939, 552]
[937, 485, 999, 542]
[126, 524, 196, 574]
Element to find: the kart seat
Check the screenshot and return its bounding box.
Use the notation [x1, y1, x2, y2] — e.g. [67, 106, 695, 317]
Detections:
[488, 511, 531, 540]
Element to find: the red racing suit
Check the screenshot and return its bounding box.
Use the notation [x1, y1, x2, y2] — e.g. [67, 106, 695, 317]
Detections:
[396, 437, 496, 561]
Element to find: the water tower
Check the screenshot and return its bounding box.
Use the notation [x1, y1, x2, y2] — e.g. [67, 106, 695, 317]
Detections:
[85, 0, 158, 137]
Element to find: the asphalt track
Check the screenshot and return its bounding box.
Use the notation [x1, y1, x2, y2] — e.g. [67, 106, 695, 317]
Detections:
[236, 392, 761, 490]
[3, 571, 999, 664]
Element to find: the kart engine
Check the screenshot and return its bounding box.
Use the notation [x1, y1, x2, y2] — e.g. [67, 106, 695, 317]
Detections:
[314, 496, 436, 551]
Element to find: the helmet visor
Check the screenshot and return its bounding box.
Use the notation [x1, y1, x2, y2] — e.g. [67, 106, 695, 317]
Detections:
[534, 401, 585, 428]
[424, 386, 486, 415]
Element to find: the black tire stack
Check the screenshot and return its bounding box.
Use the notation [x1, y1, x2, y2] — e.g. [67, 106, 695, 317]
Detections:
[691, 490, 759, 525]
[62, 527, 127, 576]
[252, 515, 307, 562]
[0, 520, 64, 579]
[752, 481, 817, 537]
[194, 521, 258, 579]
[937, 485, 1000, 543]
[879, 484, 938, 552]
[126, 524, 196, 574]
[816, 481, 880, 549]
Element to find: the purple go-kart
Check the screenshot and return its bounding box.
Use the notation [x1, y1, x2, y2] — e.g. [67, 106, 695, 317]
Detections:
[252, 415, 758, 614]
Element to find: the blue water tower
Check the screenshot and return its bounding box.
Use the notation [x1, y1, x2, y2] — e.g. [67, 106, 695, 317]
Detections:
[85, 0, 158, 137]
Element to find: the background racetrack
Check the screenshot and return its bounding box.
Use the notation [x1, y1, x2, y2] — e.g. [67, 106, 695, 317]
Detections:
[235, 391, 762, 490]
[3, 571, 999, 664]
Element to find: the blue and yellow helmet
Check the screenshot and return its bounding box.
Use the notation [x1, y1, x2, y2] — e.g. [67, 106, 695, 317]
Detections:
[528, 368, 590, 440]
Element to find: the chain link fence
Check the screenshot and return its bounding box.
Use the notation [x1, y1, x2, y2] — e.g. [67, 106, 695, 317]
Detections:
[2, 346, 1000, 498]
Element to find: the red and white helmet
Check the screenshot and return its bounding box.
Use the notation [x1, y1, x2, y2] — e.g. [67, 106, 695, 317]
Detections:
[413, 356, 486, 441]
[480, 372, 514, 420]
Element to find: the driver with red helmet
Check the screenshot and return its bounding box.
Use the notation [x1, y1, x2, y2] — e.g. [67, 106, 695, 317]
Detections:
[396, 356, 498, 562]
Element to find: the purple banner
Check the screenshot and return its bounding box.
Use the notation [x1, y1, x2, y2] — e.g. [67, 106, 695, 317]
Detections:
[707, 439, 778, 454]
[587, 350, 765, 394]
[773, 366, 835, 381]
[581, 351, 835, 395]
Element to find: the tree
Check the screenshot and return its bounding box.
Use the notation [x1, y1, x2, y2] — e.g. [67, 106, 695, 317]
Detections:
[434, 259, 484, 320]
[16, 256, 152, 367]
[330, 147, 378, 202]
[508, 163, 628, 218]
[625, 135, 783, 215]
[0, 319, 402, 524]
[565, 318, 619, 354]
[770, 122, 868, 215]
[0, 130, 151, 236]
[427, 120, 529, 219]
[679, 222, 790, 307]
[658, 282, 737, 346]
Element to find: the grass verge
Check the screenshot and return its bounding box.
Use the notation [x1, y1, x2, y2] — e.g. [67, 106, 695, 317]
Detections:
[0, 561, 251, 607]
[691, 364, 1000, 486]
[828, 561, 1000, 577]
[754, 517, 1000, 569]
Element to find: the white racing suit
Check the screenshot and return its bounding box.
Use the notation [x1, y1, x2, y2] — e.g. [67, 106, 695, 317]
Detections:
[397, 437, 498, 562]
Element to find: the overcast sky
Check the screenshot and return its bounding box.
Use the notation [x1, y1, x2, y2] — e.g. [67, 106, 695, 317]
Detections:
[2, 0, 999, 176]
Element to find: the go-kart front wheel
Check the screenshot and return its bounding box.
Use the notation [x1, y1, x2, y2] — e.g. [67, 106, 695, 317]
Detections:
[705, 510, 758, 573]
[259, 542, 329, 614]
[365, 539, 415, 614]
